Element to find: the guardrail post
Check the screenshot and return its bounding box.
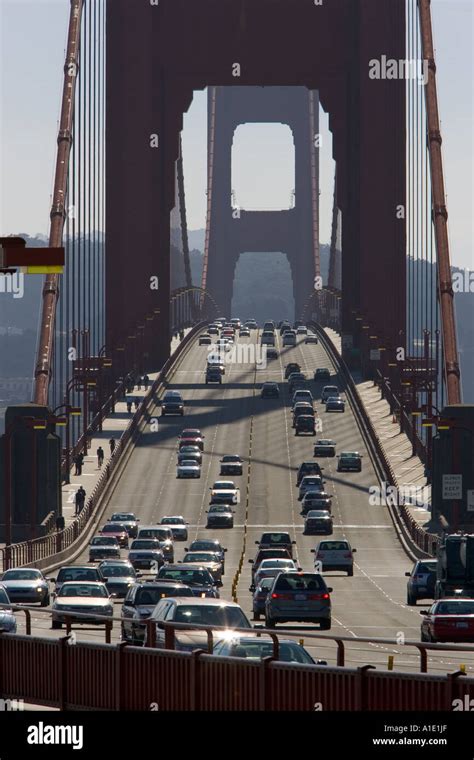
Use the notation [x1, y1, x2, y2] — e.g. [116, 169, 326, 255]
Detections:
[259, 656, 274, 711]
[356, 664, 375, 710]
[145, 619, 156, 648]
[58, 636, 70, 711]
[164, 623, 175, 651]
[115, 642, 128, 710]
[105, 620, 113, 644]
[336, 639, 345, 666]
[446, 670, 466, 711]
[190, 649, 204, 710]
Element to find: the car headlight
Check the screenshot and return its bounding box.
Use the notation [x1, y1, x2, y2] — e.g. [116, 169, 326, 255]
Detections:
[36, 587, 44, 593]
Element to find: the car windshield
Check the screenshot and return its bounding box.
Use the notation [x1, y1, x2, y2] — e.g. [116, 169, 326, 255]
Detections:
[307, 511, 330, 518]
[190, 542, 221, 552]
[180, 447, 200, 453]
[180, 461, 198, 467]
[209, 506, 232, 513]
[174, 605, 249, 627]
[341, 452, 359, 458]
[91, 537, 117, 546]
[213, 482, 234, 489]
[102, 524, 126, 533]
[222, 639, 313, 664]
[257, 578, 274, 590]
[222, 456, 240, 462]
[57, 568, 99, 583]
[3, 570, 41, 581]
[158, 568, 214, 585]
[139, 529, 170, 540]
[58, 584, 107, 598]
[302, 478, 322, 485]
[260, 534, 290, 544]
[436, 602, 474, 615]
[130, 540, 160, 550]
[135, 587, 187, 604]
[274, 574, 326, 591]
[0, 588, 10, 605]
[161, 518, 184, 525]
[184, 553, 217, 563]
[319, 542, 349, 551]
[111, 514, 135, 522]
[100, 565, 135, 577]
[259, 560, 294, 568]
[317, 440, 333, 445]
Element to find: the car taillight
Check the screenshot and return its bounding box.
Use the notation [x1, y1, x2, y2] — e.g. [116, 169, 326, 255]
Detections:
[343, 552, 352, 558]
[308, 593, 330, 601]
[271, 593, 291, 600]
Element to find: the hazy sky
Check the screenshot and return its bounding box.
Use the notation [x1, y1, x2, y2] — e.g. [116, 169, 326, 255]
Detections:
[0, 0, 472, 269]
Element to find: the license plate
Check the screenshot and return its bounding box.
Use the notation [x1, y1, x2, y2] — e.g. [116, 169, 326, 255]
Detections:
[295, 594, 307, 601]
[456, 622, 468, 628]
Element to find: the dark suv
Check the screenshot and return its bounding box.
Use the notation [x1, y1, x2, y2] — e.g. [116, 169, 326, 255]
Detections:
[405, 560, 437, 605]
[248, 547, 293, 589]
[261, 382, 279, 398]
[296, 461, 324, 486]
[295, 415, 316, 436]
[121, 581, 193, 644]
[285, 362, 301, 379]
[206, 366, 222, 384]
[256, 532, 296, 558]
[161, 391, 184, 416]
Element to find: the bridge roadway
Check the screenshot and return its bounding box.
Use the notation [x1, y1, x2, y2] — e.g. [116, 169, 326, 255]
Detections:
[20, 329, 474, 674]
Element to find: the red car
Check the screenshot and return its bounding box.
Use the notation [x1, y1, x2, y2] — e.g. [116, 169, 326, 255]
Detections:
[179, 429, 205, 451]
[99, 523, 129, 549]
[420, 598, 474, 643]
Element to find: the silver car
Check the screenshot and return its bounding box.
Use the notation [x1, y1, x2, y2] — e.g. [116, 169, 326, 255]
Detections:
[253, 559, 299, 587]
[177, 460, 201, 478]
[298, 475, 325, 501]
[1, 568, 50, 607]
[311, 539, 357, 576]
[321, 385, 339, 402]
[213, 634, 315, 663]
[160, 516, 188, 541]
[265, 572, 332, 629]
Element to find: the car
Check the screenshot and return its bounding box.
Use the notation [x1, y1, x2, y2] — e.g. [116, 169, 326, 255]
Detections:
[311, 539, 357, 576]
[147, 597, 251, 650]
[109, 512, 140, 538]
[279, 322, 291, 335]
[239, 328, 250, 337]
[263, 321, 275, 332]
[216, 339, 232, 352]
[88, 535, 121, 562]
[220, 454, 243, 475]
[305, 334, 318, 344]
[298, 475, 325, 500]
[296, 326, 308, 335]
[99, 522, 129, 548]
[313, 439, 336, 458]
[206, 366, 222, 384]
[98, 560, 137, 598]
[261, 332, 275, 346]
[160, 516, 188, 541]
[0, 568, 50, 607]
[249, 548, 293, 588]
[304, 510, 333, 535]
[295, 415, 316, 436]
[179, 429, 205, 450]
[50, 566, 105, 595]
[282, 331, 297, 346]
[420, 598, 474, 643]
[185, 539, 227, 571]
[321, 385, 340, 402]
[314, 368, 331, 381]
[265, 572, 332, 629]
[301, 490, 333, 514]
[136, 526, 174, 562]
[210, 480, 240, 504]
[0, 584, 17, 633]
[207, 354, 225, 374]
[157, 565, 220, 598]
[177, 445, 202, 465]
[252, 577, 275, 620]
[292, 402, 314, 426]
[296, 461, 324, 486]
[199, 333, 212, 345]
[230, 318, 241, 329]
[161, 390, 184, 416]
[177, 459, 201, 479]
[121, 581, 194, 644]
[253, 559, 299, 587]
[206, 504, 235, 528]
[285, 362, 301, 379]
[291, 389, 314, 409]
[337, 451, 363, 472]
[405, 560, 438, 606]
[213, 634, 316, 664]
[208, 325, 219, 335]
[288, 372, 307, 392]
[181, 552, 223, 582]
[261, 381, 280, 399]
[266, 347, 279, 359]
[128, 539, 165, 570]
[256, 533, 296, 557]
[178, 436, 206, 452]
[51, 582, 114, 629]
[245, 319, 258, 329]
[293, 320, 304, 329]
[325, 396, 345, 412]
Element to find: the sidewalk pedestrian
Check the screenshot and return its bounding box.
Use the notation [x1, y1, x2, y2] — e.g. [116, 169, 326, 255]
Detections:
[75, 486, 86, 515]
[109, 438, 116, 455]
[137, 376, 142, 390]
[126, 400, 132, 414]
[134, 398, 139, 411]
[143, 374, 149, 390]
[97, 446, 105, 468]
[74, 452, 84, 476]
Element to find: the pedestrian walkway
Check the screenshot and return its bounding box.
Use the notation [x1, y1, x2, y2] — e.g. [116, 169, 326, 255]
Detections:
[61, 332, 189, 533]
[324, 328, 440, 539]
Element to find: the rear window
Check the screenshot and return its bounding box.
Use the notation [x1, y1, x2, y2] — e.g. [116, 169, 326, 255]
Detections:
[319, 542, 349, 551]
[417, 561, 437, 574]
[274, 574, 326, 591]
[260, 534, 290, 544]
[57, 568, 99, 583]
[135, 586, 188, 605]
[436, 602, 474, 615]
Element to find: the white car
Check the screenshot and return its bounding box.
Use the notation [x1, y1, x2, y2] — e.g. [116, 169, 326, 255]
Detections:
[159, 516, 188, 541]
[297, 326, 308, 334]
[321, 385, 340, 402]
[253, 559, 299, 586]
[210, 481, 240, 504]
[51, 582, 114, 629]
[177, 460, 201, 479]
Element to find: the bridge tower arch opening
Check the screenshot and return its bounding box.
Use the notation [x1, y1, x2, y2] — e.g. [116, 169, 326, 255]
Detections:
[231, 251, 295, 324]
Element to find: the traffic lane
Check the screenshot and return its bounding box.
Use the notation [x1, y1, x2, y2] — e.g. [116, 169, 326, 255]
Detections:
[23, 335, 258, 641]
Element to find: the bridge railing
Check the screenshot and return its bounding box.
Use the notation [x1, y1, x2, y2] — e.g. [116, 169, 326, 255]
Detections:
[1, 324, 205, 572]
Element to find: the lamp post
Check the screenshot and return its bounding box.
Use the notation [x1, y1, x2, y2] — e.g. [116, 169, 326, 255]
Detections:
[52, 403, 81, 484]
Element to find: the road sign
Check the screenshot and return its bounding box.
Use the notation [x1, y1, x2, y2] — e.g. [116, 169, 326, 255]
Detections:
[442, 474, 462, 500]
[370, 349, 380, 361]
[467, 490, 474, 512]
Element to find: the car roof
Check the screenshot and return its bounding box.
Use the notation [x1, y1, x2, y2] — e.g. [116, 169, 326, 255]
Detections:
[157, 597, 241, 607]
